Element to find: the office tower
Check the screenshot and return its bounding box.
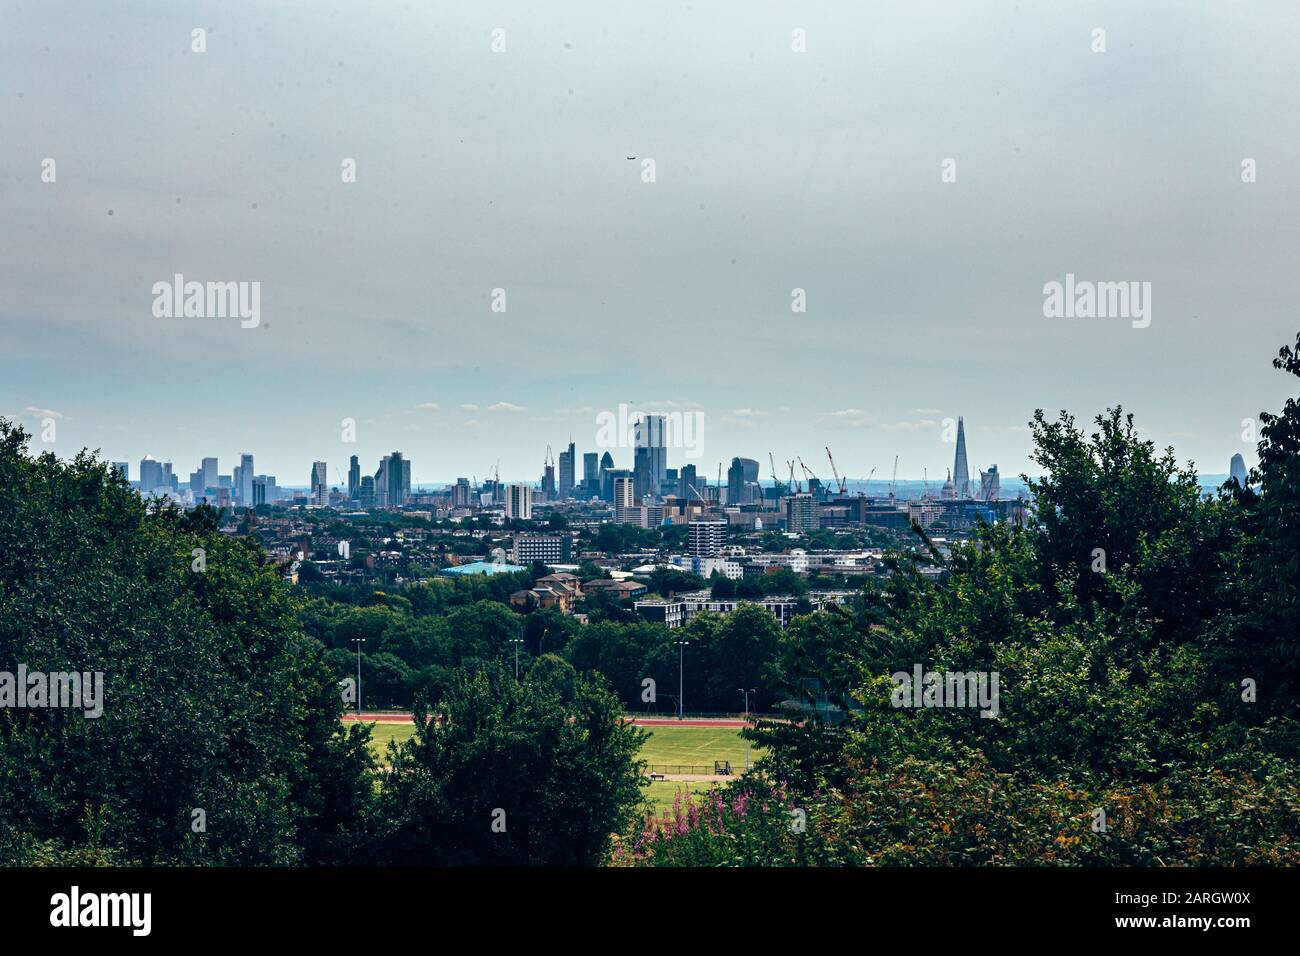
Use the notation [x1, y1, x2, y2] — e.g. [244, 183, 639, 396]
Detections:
[978, 464, 1000, 501]
[348, 455, 360, 500]
[634, 415, 667, 497]
[633, 444, 651, 500]
[582, 452, 598, 496]
[374, 457, 390, 508]
[452, 477, 472, 508]
[238, 454, 254, 506]
[189, 470, 204, 494]
[1230, 453, 1248, 488]
[785, 493, 819, 532]
[726, 458, 745, 505]
[252, 477, 268, 507]
[162, 461, 174, 490]
[111, 462, 129, 481]
[359, 475, 376, 509]
[613, 474, 636, 509]
[311, 461, 328, 507]
[505, 482, 532, 520]
[598, 451, 615, 500]
[953, 416, 971, 499]
[541, 463, 556, 500]
[688, 519, 726, 557]
[138, 456, 164, 494]
[378, 451, 409, 508]
[679, 463, 698, 499]
[558, 440, 575, 498]
[201, 457, 218, 493]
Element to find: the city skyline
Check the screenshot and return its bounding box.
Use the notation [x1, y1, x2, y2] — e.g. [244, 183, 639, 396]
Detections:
[4, 2, 1297, 484]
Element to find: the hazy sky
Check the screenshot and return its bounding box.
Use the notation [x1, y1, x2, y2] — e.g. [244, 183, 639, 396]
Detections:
[3, 1, 1298, 486]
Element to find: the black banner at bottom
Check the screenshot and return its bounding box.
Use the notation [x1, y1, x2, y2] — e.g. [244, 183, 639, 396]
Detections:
[0, 865, 1282, 941]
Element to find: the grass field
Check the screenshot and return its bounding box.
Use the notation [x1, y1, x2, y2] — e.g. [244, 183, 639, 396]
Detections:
[356, 719, 758, 812]
[637, 725, 756, 773]
[364, 722, 415, 762]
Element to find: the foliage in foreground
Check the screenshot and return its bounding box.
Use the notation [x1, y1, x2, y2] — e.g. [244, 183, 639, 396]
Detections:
[628, 333, 1300, 865]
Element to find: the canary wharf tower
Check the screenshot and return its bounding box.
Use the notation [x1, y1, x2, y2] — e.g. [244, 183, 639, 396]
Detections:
[953, 417, 971, 499]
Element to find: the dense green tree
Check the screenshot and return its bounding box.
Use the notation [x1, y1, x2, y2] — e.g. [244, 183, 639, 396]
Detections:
[0, 421, 374, 865]
[370, 667, 645, 865]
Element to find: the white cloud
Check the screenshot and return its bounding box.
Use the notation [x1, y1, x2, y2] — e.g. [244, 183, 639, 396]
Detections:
[488, 402, 527, 413]
[460, 404, 480, 413]
[880, 419, 939, 432]
[826, 408, 873, 427]
[24, 406, 62, 419]
[414, 402, 440, 412]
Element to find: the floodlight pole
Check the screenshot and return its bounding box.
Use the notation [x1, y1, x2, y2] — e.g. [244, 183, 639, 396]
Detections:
[739, 688, 755, 770]
[352, 637, 365, 716]
[675, 640, 689, 719]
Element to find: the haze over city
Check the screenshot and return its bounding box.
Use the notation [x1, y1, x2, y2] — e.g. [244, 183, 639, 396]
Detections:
[4, 0, 1299, 483]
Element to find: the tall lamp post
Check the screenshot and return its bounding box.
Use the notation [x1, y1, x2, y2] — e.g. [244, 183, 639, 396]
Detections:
[674, 640, 689, 719]
[508, 638, 524, 680]
[352, 637, 366, 717]
[739, 688, 756, 770]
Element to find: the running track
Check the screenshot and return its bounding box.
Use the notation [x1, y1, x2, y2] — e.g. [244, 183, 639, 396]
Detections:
[341, 713, 751, 728]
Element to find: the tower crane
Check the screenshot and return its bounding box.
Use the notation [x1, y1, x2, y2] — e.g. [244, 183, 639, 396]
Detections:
[825, 446, 847, 495]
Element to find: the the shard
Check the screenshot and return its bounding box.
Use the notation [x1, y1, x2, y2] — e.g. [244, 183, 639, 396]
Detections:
[953, 416, 971, 499]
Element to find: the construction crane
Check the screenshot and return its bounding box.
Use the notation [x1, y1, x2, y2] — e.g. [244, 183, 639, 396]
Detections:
[889, 455, 899, 503]
[787, 460, 801, 494]
[825, 446, 847, 495]
[769, 452, 783, 496]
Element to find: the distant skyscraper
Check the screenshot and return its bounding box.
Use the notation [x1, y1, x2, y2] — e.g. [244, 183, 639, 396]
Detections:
[634, 415, 667, 498]
[348, 455, 361, 500]
[310, 461, 328, 507]
[238, 453, 254, 506]
[452, 477, 472, 508]
[505, 482, 532, 520]
[1229, 453, 1248, 488]
[385, 452, 409, 507]
[558, 441, 576, 498]
[599, 451, 615, 501]
[978, 464, 1000, 501]
[541, 454, 556, 500]
[953, 417, 971, 499]
[139, 456, 164, 494]
[359, 475, 376, 509]
[726, 458, 745, 505]
[613, 474, 636, 509]
[201, 457, 218, 492]
[111, 462, 129, 481]
[582, 452, 599, 496]
[679, 463, 698, 499]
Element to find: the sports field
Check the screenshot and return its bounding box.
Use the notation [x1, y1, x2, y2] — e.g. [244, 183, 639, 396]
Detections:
[352, 716, 758, 811]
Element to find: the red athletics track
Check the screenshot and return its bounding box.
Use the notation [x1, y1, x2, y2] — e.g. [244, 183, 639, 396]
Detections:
[340, 713, 750, 728]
